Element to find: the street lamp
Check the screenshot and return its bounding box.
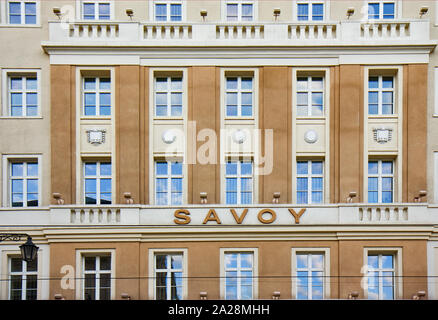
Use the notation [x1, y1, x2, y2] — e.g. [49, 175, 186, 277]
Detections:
[0, 234, 39, 262]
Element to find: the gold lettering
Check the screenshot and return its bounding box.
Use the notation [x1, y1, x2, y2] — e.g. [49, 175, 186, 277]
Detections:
[230, 208, 248, 224]
[257, 209, 276, 224]
[174, 209, 191, 225]
[203, 209, 222, 224]
[288, 208, 306, 224]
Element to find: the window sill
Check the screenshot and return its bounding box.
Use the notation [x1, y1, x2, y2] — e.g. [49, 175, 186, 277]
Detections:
[0, 24, 41, 28]
[0, 116, 43, 119]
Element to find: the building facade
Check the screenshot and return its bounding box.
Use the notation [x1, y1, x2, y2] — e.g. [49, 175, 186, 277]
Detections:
[0, 0, 438, 301]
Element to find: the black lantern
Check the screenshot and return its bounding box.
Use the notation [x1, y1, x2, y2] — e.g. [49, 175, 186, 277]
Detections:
[19, 236, 39, 262]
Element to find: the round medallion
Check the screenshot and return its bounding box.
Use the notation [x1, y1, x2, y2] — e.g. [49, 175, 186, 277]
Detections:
[304, 130, 318, 144]
[162, 130, 177, 144]
[232, 130, 246, 144]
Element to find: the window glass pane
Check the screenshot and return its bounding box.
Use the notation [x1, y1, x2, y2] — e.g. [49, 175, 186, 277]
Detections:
[226, 162, 237, 175]
[382, 77, 393, 88]
[311, 161, 323, 175]
[297, 92, 308, 106]
[156, 254, 167, 269]
[312, 4, 324, 20]
[241, 92, 252, 106]
[84, 78, 96, 90]
[297, 161, 308, 175]
[367, 255, 378, 268]
[297, 254, 308, 268]
[171, 178, 182, 192]
[171, 78, 182, 90]
[240, 253, 253, 268]
[85, 179, 97, 193]
[240, 162, 252, 175]
[156, 178, 168, 192]
[297, 177, 308, 191]
[98, 3, 110, 19]
[369, 77, 378, 88]
[383, 3, 395, 19]
[156, 78, 168, 91]
[100, 163, 112, 176]
[170, 4, 182, 21]
[226, 4, 238, 20]
[226, 178, 237, 192]
[100, 178, 111, 193]
[85, 163, 97, 176]
[382, 255, 393, 269]
[155, 4, 167, 21]
[25, 3, 36, 15]
[11, 93, 22, 107]
[27, 179, 38, 193]
[382, 161, 393, 174]
[368, 161, 378, 174]
[226, 191, 237, 204]
[226, 77, 238, 90]
[297, 77, 308, 91]
[100, 256, 111, 270]
[171, 255, 182, 269]
[156, 162, 168, 176]
[241, 78, 252, 90]
[297, 4, 309, 20]
[368, 3, 380, 19]
[312, 178, 323, 191]
[242, 4, 253, 20]
[11, 258, 23, 272]
[171, 162, 182, 175]
[312, 254, 324, 269]
[85, 256, 96, 271]
[11, 163, 23, 176]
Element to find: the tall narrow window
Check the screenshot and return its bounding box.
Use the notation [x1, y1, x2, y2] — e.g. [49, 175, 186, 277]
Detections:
[226, 76, 253, 117]
[9, 256, 38, 300]
[225, 160, 253, 204]
[368, 76, 394, 115]
[296, 253, 324, 300]
[83, 1, 111, 20]
[297, 76, 324, 117]
[155, 1, 182, 21]
[296, 160, 323, 204]
[83, 255, 111, 300]
[83, 77, 111, 116]
[297, 2, 324, 21]
[84, 162, 112, 205]
[9, 161, 39, 207]
[368, 160, 393, 203]
[8, 75, 38, 117]
[155, 161, 183, 205]
[8, 1, 37, 24]
[154, 77, 183, 117]
[154, 253, 183, 300]
[224, 252, 253, 300]
[367, 254, 395, 300]
[226, 1, 253, 21]
[368, 2, 395, 19]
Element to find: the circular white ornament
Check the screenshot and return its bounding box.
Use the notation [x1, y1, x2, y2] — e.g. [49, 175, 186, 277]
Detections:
[232, 130, 246, 144]
[162, 130, 177, 144]
[304, 130, 318, 144]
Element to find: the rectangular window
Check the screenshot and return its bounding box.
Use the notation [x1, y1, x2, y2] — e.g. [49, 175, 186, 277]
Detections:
[154, 253, 183, 300]
[8, 1, 37, 24]
[9, 256, 38, 300]
[226, 1, 253, 21]
[8, 75, 38, 117]
[297, 76, 324, 117]
[155, 2, 182, 21]
[225, 160, 253, 205]
[297, 2, 324, 21]
[368, 76, 394, 115]
[83, 1, 110, 20]
[154, 77, 183, 117]
[224, 252, 254, 300]
[155, 161, 183, 205]
[296, 253, 324, 299]
[226, 76, 253, 117]
[84, 161, 112, 205]
[367, 253, 395, 300]
[368, 160, 393, 203]
[83, 77, 111, 117]
[296, 160, 323, 204]
[368, 2, 395, 19]
[82, 255, 111, 300]
[9, 161, 39, 207]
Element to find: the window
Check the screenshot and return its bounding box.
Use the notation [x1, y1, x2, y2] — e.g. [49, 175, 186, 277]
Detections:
[155, 1, 182, 21]
[296, 160, 323, 204]
[84, 161, 112, 205]
[82, 255, 111, 300]
[295, 253, 324, 299]
[368, 2, 395, 19]
[366, 253, 395, 299]
[368, 76, 394, 115]
[226, 76, 253, 117]
[82, 77, 111, 117]
[154, 77, 183, 117]
[155, 161, 183, 205]
[297, 2, 324, 21]
[9, 161, 39, 207]
[7, 75, 38, 117]
[368, 160, 393, 203]
[8, 1, 37, 24]
[224, 252, 254, 300]
[9, 256, 38, 300]
[154, 253, 183, 300]
[225, 160, 253, 205]
[226, 1, 253, 21]
[82, 1, 111, 20]
[297, 76, 324, 117]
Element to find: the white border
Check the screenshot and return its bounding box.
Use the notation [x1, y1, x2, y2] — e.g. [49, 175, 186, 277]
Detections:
[435, 151, 438, 203]
[75, 0, 115, 20]
[149, 0, 186, 22]
[0, 0, 41, 27]
[292, 0, 330, 22]
[221, 0, 258, 22]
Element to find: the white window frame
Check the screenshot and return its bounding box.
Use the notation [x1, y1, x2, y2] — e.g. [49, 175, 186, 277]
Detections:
[225, 159, 253, 205]
[77, 0, 114, 20]
[150, 0, 186, 22]
[435, 152, 438, 203]
[8, 255, 38, 300]
[148, 248, 188, 300]
[2, 155, 42, 208]
[296, 75, 324, 117]
[293, 0, 329, 22]
[363, 247, 402, 300]
[365, 1, 400, 20]
[5, 0, 40, 25]
[367, 159, 394, 203]
[368, 75, 395, 116]
[82, 76, 112, 117]
[220, 248, 258, 300]
[222, 0, 256, 22]
[1, 69, 41, 118]
[154, 159, 184, 205]
[434, 67, 438, 116]
[291, 248, 330, 300]
[75, 249, 116, 300]
[296, 160, 324, 204]
[225, 75, 254, 118]
[296, 1, 325, 21]
[154, 76, 183, 118]
[83, 160, 112, 205]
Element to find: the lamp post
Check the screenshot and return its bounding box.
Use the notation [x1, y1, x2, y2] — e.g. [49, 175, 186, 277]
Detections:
[0, 234, 39, 262]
